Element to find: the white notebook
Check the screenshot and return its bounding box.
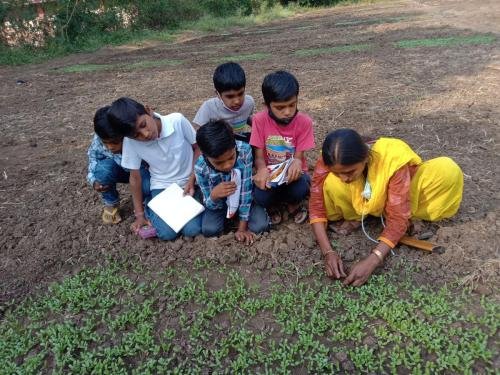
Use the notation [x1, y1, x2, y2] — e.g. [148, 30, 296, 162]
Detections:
[147, 183, 205, 233]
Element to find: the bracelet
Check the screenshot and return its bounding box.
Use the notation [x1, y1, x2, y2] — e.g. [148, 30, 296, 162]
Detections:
[134, 211, 144, 218]
[324, 249, 336, 257]
[371, 248, 384, 263]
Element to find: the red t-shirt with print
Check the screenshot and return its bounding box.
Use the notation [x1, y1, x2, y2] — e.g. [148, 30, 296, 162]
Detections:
[249, 110, 315, 171]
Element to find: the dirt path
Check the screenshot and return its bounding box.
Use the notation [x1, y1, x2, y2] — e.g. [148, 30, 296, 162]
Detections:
[0, 0, 499, 304]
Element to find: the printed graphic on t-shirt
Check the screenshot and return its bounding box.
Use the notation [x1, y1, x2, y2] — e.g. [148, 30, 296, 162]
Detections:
[266, 135, 295, 164]
[232, 119, 251, 134]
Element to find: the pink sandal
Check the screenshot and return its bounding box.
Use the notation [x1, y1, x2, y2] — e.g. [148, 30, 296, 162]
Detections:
[138, 225, 157, 239]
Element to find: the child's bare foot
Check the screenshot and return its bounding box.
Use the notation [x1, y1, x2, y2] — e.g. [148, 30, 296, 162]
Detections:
[268, 206, 282, 225]
[102, 206, 122, 224]
[329, 220, 361, 235]
[287, 203, 308, 224]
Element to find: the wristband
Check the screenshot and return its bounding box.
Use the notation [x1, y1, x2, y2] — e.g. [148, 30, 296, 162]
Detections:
[371, 248, 384, 263]
[134, 211, 145, 218]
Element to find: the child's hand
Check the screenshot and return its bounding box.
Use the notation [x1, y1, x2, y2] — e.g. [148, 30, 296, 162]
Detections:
[286, 158, 302, 183]
[93, 181, 110, 192]
[183, 178, 195, 196]
[130, 216, 148, 234]
[235, 229, 255, 245]
[210, 181, 237, 200]
[253, 168, 270, 190]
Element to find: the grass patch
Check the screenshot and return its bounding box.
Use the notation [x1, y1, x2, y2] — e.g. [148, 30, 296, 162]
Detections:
[395, 34, 496, 49]
[0, 261, 497, 373]
[60, 64, 112, 73]
[59, 59, 183, 74]
[213, 52, 272, 63]
[295, 43, 372, 57]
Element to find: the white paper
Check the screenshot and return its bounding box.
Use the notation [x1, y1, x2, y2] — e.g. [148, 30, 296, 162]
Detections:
[147, 183, 205, 233]
[226, 169, 241, 219]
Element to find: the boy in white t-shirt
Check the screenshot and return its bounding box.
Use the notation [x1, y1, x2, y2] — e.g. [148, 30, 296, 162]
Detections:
[193, 62, 254, 143]
[108, 97, 202, 240]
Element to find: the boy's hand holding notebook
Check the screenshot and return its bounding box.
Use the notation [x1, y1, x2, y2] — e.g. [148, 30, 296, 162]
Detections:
[266, 158, 294, 188]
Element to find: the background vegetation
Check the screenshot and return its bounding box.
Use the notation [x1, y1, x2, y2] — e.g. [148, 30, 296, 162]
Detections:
[0, 0, 358, 65]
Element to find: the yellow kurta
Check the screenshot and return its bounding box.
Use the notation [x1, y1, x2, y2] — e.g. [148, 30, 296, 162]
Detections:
[323, 138, 463, 222]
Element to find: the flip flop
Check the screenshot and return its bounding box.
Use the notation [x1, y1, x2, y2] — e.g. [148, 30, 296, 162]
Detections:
[102, 206, 122, 224]
[290, 205, 308, 224]
[138, 225, 157, 239]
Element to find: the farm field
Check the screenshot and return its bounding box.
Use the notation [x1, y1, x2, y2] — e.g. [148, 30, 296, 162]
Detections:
[0, 0, 498, 373]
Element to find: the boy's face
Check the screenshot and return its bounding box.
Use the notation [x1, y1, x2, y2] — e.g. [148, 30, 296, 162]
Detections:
[218, 87, 245, 112]
[206, 148, 237, 173]
[134, 108, 161, 141]
[269, 95, 298, 123]
[102, 139, 123, 154]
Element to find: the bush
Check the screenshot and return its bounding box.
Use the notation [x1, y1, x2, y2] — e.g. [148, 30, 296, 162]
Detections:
[134, 0, 202, 30]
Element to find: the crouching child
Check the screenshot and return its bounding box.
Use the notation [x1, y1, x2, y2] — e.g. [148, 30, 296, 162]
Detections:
[195, 120, 269, 244]
[87, 106, 150, 224]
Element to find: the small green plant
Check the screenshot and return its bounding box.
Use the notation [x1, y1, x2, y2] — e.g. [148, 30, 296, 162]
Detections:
[0, 264, 497, 373]
[395, 35, 496, 49]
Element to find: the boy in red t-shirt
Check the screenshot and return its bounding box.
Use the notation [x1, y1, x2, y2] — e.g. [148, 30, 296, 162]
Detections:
[250, 70, 315, 224]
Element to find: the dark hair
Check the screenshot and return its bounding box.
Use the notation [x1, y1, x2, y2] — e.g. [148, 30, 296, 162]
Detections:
[196, 120, 235, 158]
[107, 97, 147, 138]
[213, 62, 246, 93]
[94, 106, 121, 140]
[322, 128, 369, 166]
[262, 70, 299, 105]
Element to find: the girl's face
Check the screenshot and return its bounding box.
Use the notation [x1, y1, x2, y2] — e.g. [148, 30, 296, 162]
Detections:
[328, 160, 367, 184]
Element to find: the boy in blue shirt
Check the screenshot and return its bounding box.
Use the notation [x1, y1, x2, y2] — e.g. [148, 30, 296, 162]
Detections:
[108, 97, 202, 240]
[193, 62, 254, 142]
[87, 106, 150, 224]
[195, 120, 269, 244]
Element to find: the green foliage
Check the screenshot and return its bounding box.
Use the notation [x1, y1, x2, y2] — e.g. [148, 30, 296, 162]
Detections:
[0, 0, 359, 65]
[134, 0, 202, 30]
[0, 262, 498, 373]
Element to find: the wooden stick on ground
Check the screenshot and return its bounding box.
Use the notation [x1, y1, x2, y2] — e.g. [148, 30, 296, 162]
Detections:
[399, 235, 445, 254]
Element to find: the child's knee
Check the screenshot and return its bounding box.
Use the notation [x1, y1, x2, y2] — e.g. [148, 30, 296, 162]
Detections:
[182, 217, 202, 238]
[248, 206, 270, 234]
[202, 224, 222, 237]
[94, 159, 120, 184]
[156, 227, 178, 241]
[254, 188, 273, 208]
[287, 181, 310, 203]
[249, 219, 269, 234]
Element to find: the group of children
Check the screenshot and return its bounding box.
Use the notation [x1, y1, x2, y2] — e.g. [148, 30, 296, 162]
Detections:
[88, 61, 464, 285]
[87, 62, 315, 244]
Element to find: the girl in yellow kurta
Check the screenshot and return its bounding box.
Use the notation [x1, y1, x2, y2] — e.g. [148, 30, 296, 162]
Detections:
[310, 129, 463, 286]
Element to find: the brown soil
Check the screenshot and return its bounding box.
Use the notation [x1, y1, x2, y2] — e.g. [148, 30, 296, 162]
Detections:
[0, 0, 499, 305]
